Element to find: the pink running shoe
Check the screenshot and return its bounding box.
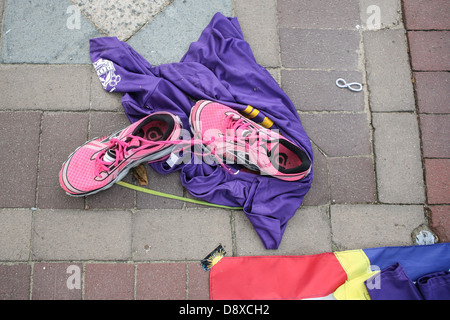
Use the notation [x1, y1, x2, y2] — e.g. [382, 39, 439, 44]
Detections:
[189, 100, 311, 181]
[60, 112, 183, 196]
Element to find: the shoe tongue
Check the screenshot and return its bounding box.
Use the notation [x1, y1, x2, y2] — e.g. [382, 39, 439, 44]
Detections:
[103, 149, 116, 163]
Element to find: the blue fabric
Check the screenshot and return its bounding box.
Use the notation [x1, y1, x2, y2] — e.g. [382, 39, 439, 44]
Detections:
[363, 243, 450, 281]
[89, 13, 313, 249]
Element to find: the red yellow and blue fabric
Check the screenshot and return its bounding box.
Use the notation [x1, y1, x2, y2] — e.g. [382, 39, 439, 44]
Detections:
[209, 243, 450, 300]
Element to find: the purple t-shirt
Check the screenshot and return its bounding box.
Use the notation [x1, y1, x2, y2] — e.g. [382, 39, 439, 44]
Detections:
[89, 12, 313, 249]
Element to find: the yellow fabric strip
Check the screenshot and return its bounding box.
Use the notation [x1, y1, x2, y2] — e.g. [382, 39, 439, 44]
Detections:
[242, 105, 274, 128]
[333, 250, 377, 300]
[243, 105, 253, 114]
[259, 117, 274, 128]
[247, 108, 260, 119]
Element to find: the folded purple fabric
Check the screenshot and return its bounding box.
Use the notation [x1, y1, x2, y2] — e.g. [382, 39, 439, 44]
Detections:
[417, 270, 450, 300]
[366, 263, 424, 300]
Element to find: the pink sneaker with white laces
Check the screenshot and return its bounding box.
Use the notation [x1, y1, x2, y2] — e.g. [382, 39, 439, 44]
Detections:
[189, 100, 311, 181]
[60, 112, 182, 197]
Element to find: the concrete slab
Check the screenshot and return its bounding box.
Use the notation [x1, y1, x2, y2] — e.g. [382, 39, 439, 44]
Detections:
[282, 70, 365, 111]
[302, 144, 329, 206]
[0, 0, 5, 47]
[0, 65, 92, 111]
[234, 206, 332, 256]
[127, 0, 232, 66]
[90, 68, 124, 111]
[1, 0, 101, 64]
[71, 0, 173, 41]
[32, 209, 132, 260]
[0, 209, 32, 261]
[300, 113, 372, 157]
[363, 29, 415, 111]
[279, 0, 360, 29]
[331, 204, 425, 250]
[359, 0, 403, 30]
[132, 208, 233, 260]
[0, 112, 41, 208]
[136, 170, 184, 210]
[234, 0, 280, 67]
[280, 29, 361, 69]
[328, 157, 376, 204]
[372, 112, 425, 204]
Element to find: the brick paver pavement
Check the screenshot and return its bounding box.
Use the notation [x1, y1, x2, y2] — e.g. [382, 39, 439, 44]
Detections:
[404, 0, 450, 242]
[0, 0, 448, 301]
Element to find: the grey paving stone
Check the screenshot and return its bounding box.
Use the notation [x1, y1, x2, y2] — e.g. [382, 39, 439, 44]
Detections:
[359, 0, 403, 30]
[364, 29, 415, 111]
[184, 190, 214, 209]
[331, 204, 425, 250]
[0, 111, 41, 208]
[234, 0, 280, 67]
[0, 0, 5, 44]
[132, 208, 232, 261]
[328, 157, 376, 204]
[372, 113, 425, 204]
[234, 206, 332, 256]
[1, 0, 101, 63]
[267, 68, 281, 86]
[38, 112, 88, 209]
[127, 0, 232, 66]
[0, 209, 32, 261]
[71, 0, 172, 41]
[88, 111, 130, 139]
[86, 175, 135, 209]
[280, 29, 361, 69]
[136, 169, 184, 209]
[0, 65, 91, 111]
[302, 144, 329, 206]
[300, 113, 372, 157]
[90, 69, 124, 111]
[278, 0, 360, 29]
[32, 209, 132, 260]
[282, 70, 365, 111]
